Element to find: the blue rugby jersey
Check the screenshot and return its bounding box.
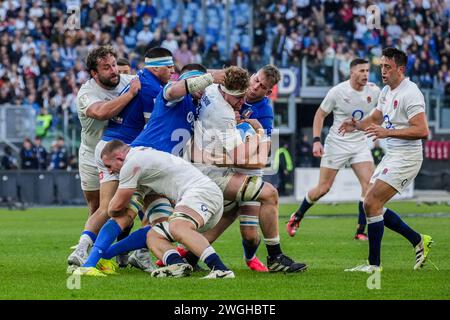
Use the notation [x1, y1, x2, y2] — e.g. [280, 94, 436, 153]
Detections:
[102, 69, 162, 144]
[240, 97, 274, 137]
[131, 84, 197, 157]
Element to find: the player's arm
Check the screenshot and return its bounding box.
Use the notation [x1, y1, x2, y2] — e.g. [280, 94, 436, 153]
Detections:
[85, 78, 141, 120]
[311, 108, 329, 157]
[366, 112, 429, 141]
[108, 188, 135, 216]
[164, 70, 225, 102]
[233, 119, 270, 169]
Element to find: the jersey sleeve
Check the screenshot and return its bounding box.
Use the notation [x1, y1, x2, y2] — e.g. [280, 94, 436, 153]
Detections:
[77, 89, 103, 116]
[118, 160, 141, 190]
[163, 82, 184, 106]
[319, 87, 336, 114]
[405, 89, 425, 120]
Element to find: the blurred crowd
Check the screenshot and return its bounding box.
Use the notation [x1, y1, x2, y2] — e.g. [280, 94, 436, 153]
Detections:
[257, 0, 450, 91]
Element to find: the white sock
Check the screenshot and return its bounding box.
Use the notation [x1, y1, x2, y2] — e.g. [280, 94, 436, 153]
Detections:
[78, 234, 93, 251]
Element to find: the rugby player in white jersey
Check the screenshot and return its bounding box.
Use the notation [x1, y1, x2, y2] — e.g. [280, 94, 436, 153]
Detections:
[339, 47, 432, 272]
[287, 59, 380, 240]
[68, 47, 175, 272]
[68, 46, 139, 267]
[74, 140, 234, 279]
[186, 66, 307, 272]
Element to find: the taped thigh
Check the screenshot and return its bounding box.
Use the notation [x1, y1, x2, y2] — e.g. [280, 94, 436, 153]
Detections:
[145, 197, 173, 224]
[153, 221, 175, 243]
[236, 176, 265, 202]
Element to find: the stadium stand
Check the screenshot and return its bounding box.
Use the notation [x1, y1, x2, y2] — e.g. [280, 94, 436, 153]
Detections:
[0, 0, 449, 176]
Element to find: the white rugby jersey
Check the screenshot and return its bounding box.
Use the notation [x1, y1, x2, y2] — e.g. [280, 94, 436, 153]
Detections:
[194, 84, 243, 157]
[375, 77, 425, 155]
[321, 80, 380, 145]
[77, 74, 134, 152]
[119, 147, 213, 201]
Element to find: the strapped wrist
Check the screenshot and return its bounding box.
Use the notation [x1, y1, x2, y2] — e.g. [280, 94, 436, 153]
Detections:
[313, 136, 321, 143]
[186, 73, 214, 94]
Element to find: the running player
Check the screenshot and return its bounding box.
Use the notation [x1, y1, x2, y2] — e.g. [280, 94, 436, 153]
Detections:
[339, 47, 432, 272]
[287, 58, 380, 240]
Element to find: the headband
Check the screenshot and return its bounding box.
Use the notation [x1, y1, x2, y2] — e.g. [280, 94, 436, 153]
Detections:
[144, 56, 174, 67]
[178, 70, 206, 80]
[220, 84, 247, 97]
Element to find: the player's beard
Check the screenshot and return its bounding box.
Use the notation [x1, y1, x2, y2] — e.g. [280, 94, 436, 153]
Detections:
[98, 73, 120, 89]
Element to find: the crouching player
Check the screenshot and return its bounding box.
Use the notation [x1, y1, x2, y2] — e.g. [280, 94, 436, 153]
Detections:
[74, 140, 234, 278]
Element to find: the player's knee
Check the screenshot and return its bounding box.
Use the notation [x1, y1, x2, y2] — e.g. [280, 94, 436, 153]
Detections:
[363, 198, 381, 216]
[258, 183, 278, 205]
[168, 218, 196, 243]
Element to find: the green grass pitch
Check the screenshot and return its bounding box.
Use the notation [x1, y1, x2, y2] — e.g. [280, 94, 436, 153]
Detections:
[0, 202, 449, 300]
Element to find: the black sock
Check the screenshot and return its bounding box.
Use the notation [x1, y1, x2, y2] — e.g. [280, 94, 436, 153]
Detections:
[295, 197, 314, 219]
[266, 243, 282, 258]
[184, 251, 200, 267]
[117, 222, 134, 242]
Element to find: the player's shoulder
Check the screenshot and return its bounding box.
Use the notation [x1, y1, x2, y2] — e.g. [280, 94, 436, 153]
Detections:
[402, 78, 425, 102]
[77, 79, 95, 96]
[120, 74, 136, 84]
[204, 83, 219, 97]
[256, 98, 274, 117]
[366, 82, 381, 93]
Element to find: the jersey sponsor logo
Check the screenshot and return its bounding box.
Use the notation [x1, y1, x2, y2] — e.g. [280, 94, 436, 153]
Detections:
[382, 168, 389, 175]
[111, 116, 123, 124]
[186, 111, 195, 124]
[200, 95, 211, 107]
[367, 96, 372, 104]
[200, 204, 208, 212]
[393, 100, 398, 109]
[401, 179, 408, 187]
[352, 109, 364, 121]
[383, 115, 394, 129]
[242, 108, 253, 119]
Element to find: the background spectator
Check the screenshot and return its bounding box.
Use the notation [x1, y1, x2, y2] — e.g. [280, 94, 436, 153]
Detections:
[1, 146, 18, 170]
[20, 138, 38, 170]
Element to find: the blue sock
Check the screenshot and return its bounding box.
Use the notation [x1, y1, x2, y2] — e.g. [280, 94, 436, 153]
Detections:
[383, 208, 421, 247]
[103, 226, 151, 260]
[242, 239, 260, 260]
[83, 219, 122, 268]
[294, 196, 313, 218]
[81, 230, 97, 242]
[367, 217, 384, 266]
[164, 250, 185, 265]
[357, 201, 367, 233]
[204, 253, 228, 271]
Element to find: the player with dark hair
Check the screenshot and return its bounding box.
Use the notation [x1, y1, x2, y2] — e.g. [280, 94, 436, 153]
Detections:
[117, 58, 132, 74]
[287, 58, 380, 240]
